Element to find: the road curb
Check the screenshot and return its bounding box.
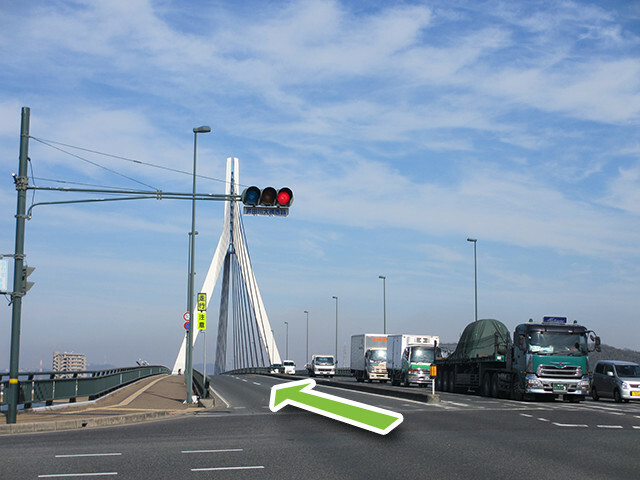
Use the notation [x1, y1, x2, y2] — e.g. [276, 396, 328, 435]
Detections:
[0, 410, 192, 436]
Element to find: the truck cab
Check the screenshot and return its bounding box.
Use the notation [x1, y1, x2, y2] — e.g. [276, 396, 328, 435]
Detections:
[364, 348, 388, 382]
[512, 316, 600, 401]
[306, 355, 336, 377]
[401, 344, 436, 386]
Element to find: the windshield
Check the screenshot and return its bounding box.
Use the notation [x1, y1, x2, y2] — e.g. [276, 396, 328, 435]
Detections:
[369, 350, 387, 362]
[527, 332, 587, 355]
[283, 361, 294, 367]
[410, 347, 435, 363]
[615, 364, 640, 377]
[315, 357, 334, 365]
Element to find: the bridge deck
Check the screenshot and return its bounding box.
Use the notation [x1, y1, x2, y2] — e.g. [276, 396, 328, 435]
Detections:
[1, 374, 199, 434]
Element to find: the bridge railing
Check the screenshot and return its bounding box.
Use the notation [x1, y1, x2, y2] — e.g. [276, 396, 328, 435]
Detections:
[192, 369, 210, 399]
[0, 365, 170, 409]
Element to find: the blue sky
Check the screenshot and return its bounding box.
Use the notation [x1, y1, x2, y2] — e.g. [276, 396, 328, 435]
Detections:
[1, 0, 639, 371]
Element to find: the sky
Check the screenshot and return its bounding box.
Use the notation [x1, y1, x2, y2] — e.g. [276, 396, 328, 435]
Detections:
[1, 0, 639, 372]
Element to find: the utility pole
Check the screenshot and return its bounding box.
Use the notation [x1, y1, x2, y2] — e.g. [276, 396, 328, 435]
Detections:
[7, 107, 30, 424]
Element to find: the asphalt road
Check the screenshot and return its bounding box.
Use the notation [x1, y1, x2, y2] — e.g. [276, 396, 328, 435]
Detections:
[1, 374, 639, 479]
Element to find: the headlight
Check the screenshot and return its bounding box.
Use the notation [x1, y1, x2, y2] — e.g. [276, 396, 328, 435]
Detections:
[527, 377, 543, 388]
[621, 382, 630, 389]
[578, 380, 589, 388]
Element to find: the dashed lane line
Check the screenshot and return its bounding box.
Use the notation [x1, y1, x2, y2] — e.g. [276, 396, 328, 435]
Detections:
[191, 466, 264, 472]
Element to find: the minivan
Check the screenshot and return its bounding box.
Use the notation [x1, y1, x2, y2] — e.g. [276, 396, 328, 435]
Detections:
[591, 360, 640, 402]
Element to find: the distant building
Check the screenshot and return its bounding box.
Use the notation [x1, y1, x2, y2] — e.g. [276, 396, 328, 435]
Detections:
[52, 351, 86, 375]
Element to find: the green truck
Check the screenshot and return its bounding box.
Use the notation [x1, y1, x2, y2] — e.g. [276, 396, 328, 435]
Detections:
[435, 316, 601, 401]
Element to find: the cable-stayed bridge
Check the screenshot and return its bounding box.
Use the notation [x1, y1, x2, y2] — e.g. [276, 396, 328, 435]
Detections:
[172, 157, 281, 376]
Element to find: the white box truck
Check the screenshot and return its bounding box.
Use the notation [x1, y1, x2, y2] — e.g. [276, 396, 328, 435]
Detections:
[387, 334, 439, 387]
[350, 334, 389, 383]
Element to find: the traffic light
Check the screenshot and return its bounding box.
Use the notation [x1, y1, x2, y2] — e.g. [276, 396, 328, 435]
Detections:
[22, 265, 35, 294]
[276, 187, 293, 207]
[241, 186, 294, 207]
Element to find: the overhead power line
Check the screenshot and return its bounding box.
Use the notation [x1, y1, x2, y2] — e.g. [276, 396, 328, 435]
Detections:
[30, 136, 233, 187]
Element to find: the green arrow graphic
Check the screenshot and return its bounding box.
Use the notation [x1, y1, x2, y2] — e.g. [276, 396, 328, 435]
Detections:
[269, 379, 403, 435]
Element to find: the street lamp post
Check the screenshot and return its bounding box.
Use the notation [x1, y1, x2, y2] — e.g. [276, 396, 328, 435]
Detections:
[6, 107, 30, 424]
[284, 321, 289, 360]
[186, 125, 211, 404]
[378, 275, 386, 334]
[304, 310, 309, 363]
[467, 238, 478, 322]
[332, 296, 338, 361]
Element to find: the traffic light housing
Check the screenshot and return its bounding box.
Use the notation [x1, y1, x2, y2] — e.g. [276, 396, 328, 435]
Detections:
[241, 186, 294, 207]
[22, 265, 35, 294]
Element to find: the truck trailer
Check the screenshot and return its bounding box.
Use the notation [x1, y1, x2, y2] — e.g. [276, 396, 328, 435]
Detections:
[435, 316, 601, 401]
[350, 334, 389, 383]
[387, 334, 439, 387]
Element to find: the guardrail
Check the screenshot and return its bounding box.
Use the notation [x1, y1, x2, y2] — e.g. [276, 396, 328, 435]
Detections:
[192, 369, 210, 399]
[0, 365, 170, 409]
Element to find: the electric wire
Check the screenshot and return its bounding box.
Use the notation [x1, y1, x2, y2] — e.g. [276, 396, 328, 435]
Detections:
[30, 136, 240, 188]
[30, 136, 158, 190]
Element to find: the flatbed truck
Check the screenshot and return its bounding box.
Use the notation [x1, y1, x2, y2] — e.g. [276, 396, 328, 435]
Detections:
[435, 316, 600, 401]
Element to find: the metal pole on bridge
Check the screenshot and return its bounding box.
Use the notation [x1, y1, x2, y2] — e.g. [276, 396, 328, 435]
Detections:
[7, 107, 30, 424]
[186, 125, 211, 404]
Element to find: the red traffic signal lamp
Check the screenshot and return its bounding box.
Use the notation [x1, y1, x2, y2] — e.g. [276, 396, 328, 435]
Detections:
[241, 186, 293, 207]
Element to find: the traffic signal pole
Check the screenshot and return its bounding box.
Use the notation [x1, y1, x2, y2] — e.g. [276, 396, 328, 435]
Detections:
[7, 107, 30, 424]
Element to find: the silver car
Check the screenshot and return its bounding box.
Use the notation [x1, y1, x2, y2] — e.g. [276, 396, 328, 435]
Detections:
[591, 360, 640, 402]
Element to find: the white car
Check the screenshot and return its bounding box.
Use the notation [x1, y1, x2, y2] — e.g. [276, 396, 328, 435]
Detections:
[283, 360, 296, 375]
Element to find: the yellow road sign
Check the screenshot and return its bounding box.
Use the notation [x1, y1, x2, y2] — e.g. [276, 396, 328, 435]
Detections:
[197, 311, 207, 330]
[197, 292, 207, 311]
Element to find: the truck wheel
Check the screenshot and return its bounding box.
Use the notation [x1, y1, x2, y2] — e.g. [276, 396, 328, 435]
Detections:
[446, 371, 454, 393]
[490, 374, 499, 398]
[511, 374, 523, 401]
[591, 386, 599, 401]
[481, 374, 491, 397]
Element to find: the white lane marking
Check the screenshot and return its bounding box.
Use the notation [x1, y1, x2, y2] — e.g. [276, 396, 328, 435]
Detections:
[55, 454, 122, 458]
[597, 425, 623, 429]
[191, 466, 264, 472]
[253, 382, 261, 386]
[39, 474, 118, 478]
[633, 426, 640, 429]
[520, 414, 533, 418]
[182, 449, 243, 454]
[442, 401, 472, 407]
[552, 423, 588, 428]
[537, 418, 550, 422]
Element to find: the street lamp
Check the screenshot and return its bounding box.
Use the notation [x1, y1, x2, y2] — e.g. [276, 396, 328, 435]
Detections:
[284, 321, 289, 360]
[378, 275, 386, 334]
[332, 296, 338, 361]
[304, 310, 309, 363]
[186, 125, 211, 404]
[467, 238, 478, 322]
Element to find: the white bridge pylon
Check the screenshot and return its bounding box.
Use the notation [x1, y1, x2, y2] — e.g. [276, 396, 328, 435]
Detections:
[172, 157, 281, 375]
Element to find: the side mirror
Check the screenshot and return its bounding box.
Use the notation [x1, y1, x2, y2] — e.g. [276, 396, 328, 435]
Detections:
[606, 371, 614, 377]
[595, 335, 601, 352]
